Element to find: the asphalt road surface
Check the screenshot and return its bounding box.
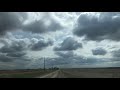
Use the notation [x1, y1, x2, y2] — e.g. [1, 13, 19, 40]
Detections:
[37, 69, 107, 78]
[36, 68, 120, 78]
[37, 70, 66, 78]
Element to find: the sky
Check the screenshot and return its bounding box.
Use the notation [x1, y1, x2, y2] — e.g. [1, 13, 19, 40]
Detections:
[1, 12, 120, 69]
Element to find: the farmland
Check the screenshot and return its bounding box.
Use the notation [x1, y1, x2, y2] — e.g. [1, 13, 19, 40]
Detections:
[0, 69, 56, 78]
[1, 67, 120, 78]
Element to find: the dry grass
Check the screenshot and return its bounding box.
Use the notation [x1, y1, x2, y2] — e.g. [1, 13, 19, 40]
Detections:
[0, 69, 56, 78]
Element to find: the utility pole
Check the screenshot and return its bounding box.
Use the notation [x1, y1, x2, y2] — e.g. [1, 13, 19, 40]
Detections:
[44, 57, 45, 71]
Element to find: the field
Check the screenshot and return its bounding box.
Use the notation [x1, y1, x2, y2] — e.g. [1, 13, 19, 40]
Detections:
[61, 68, 120, 78]
[0, 69, 56, 78]
[1, 68, 120, 78]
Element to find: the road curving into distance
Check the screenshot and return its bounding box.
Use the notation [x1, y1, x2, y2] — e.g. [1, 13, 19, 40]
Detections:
[36, 69, 81, 78]
[36, 68, 120, 78]
[36, 70, 66, 78]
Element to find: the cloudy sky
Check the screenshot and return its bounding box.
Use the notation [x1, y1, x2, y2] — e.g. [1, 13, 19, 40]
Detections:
[1, 12, 120, 69]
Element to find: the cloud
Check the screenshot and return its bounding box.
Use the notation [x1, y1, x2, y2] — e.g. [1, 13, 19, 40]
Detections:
[47, 57, 71, 66]
[0, 12, 63, 37]
[30, 39, 53, 51]
[0, 52, 28, 62]
[1, 12, 120, 69]
[112, 49, 120, 57]
[0, 54, 31, 69]
[0, 53, 13, 62]
[6, 52, 26, 57]
[23, 20, 47, 33]
[45, 51, 108, 67]
[22, 13, 63, 33]
[54, 37, 82, 51]
[73, 12, 120, 41]
[0, 39, 28, 53]
[0, 38, 30, 60]
[0, 12, 27, 36]
[45, 51, 77, 66]
[0, 38, 31, 68]
[0, 32, 54, 53]
[92, 48, 107, 55]
[47, 56, 116, 68]
[54, 51, 89, 65]
[55, 51, 75, 58]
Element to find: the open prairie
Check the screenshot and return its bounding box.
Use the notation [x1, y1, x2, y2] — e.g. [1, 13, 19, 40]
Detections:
[0, 69, 56, 78]
[59, 68, 120, 78]
[0, 68, 120, 78]
[38, 68, 120, 78]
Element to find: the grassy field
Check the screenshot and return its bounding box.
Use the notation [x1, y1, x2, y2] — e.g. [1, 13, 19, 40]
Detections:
[61, 67, 120, 78]
[1, 68, 120, 78]
[0, 69, 56, 78]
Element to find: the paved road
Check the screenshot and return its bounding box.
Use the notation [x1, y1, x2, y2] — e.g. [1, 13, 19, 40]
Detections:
[37, 70, 67, 78]
[37, 69, 80, 78]
[36, 69, 120, 78]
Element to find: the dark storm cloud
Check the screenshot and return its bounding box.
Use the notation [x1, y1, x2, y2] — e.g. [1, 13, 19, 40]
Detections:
[0, 38, 29, 59]
[0, 39, 28, 53]
[0, 32, 54, 53]
[0, 54, 31, 69]
[0, 36, 31, 65]
[6, 52, 26, 57]
[73, 56, 103, 65]
[0, 12, 27, 36]
[46, 51, 76, 66]
[0, 53, 13, 62]
[112, 49, 120, 57]
[0, 53, 27, 62]
[73, 12, 120, 41]
[23, 16, 63, 33]
[54, 37, 82, 51]
[0, 12, 63, 37]
[47, 57, 71, 66]
[54, 51, 97, 65]
[55, 51, 75, 58]
[92, 48, 107, 55]
[23, 20, 47, 33]
[46, 51, 105, 67]
[30, 39, 53, 51]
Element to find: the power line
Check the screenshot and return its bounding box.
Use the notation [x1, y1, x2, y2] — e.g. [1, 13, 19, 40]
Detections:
[44, 57, 45, 71]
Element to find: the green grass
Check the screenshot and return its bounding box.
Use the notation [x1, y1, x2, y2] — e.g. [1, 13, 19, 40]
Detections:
[0, 70, 56, 78]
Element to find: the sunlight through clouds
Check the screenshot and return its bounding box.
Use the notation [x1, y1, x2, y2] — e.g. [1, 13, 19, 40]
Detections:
[0, 12, 120, 69]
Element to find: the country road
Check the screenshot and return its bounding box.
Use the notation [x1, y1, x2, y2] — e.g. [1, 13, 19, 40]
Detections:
[36, 69, 90, 78]
[36, 68, 120, 78]
[37, 70, 66, 78]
